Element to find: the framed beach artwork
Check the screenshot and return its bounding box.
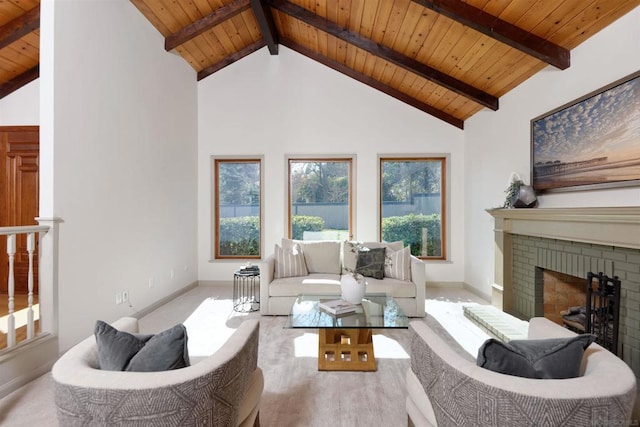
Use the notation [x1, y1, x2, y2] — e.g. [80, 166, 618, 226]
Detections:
[531, 70, 640, 193]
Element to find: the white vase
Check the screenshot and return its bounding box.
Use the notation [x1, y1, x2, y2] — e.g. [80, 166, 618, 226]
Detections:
[341, 274, 366, 304]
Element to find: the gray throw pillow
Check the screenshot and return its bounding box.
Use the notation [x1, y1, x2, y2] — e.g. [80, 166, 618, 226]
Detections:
[356, 247, 386, 280]
[94, 320, 189, 372]
[477, 334, 596, 379]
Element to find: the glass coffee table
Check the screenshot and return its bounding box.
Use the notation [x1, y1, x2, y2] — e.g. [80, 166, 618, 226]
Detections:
[284, 294, 409, 371]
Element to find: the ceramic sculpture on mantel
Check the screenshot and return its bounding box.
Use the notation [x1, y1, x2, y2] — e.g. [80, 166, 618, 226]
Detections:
[503, 172, 538, 209]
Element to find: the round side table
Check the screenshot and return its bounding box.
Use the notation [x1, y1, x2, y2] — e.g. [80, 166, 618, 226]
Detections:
[233, 269, 260, 313]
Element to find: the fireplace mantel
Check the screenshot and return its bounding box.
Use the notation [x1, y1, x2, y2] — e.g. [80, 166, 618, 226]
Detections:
[486, 207, 640, 313]
[487, 207, 640, 250]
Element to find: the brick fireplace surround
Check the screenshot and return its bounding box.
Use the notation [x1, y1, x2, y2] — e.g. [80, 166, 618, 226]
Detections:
[488, 207, 640, 378]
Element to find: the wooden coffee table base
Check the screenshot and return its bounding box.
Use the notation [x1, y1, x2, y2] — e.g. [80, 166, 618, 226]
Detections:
[317, 328, 377, 371]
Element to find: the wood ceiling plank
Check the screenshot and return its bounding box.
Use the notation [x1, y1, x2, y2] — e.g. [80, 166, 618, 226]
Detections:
[392, 2, 423, 55]
[427, 21, 465, 71]
[325, 0, 338, 61]
[281, 36, 464, 128]
[0, 5, 38, 51]
[447, 36, 495, 81]
[166, 0, 250, 50]
[220, 16, 250, 51]
[192, 0, 216, 16]
[271, 0, 498, 109]
[211, 24, 240, 53]
[351, 46, 367, 74]
[175, 44, 202, 70]
[434, 26, 477, 74]
[239, 9, 262, 40]
[344, 38, 357, 69]
[527, 0, 588, 39]
[381, 0, 410, 49]
[358, 0, 379, 39]
[370, 0, 393, 44]
[404, 8, 437, 57]
[417, 14, 452, 65]
[547, 0, 639, 49]
[337, 0, 352, 28]
[410, 0, 570, 69]
[348, 0, 365, 34]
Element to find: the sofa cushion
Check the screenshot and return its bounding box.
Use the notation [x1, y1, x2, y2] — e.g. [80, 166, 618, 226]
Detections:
[274, 243, 308, 279]
[95, 320, 190, 372]
[283, 239, 341, 274]
[269, 273, 341, 297]
[363, 277, 417, 298]
[342, 240, 403, 275]
[477, 334, 596, 379]
[356, 247, 386, 279]
[384, 245, 411, 281]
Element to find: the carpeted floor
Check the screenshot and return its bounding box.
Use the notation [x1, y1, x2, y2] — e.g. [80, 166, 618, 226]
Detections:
[0, 285, 490, 426]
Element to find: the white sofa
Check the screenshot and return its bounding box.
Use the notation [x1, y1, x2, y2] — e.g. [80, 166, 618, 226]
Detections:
[52, 317, 263, 427]
[406, 317, 638, 426]
[258, 239, 426, 317]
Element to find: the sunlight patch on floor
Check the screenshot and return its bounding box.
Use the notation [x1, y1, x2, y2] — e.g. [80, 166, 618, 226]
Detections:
[372, 334, 409, 359]
[183, 298, 238, 358]
[294, 332, 320, 357]
[426, 298, 491, 356]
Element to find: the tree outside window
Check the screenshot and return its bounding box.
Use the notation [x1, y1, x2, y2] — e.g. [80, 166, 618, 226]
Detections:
[289, 158, 353, 240]
[214, 159, 261, 259]
[380, 158, 446, 260]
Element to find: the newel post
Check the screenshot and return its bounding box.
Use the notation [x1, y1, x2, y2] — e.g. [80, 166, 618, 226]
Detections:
[35, 217, 63, 336]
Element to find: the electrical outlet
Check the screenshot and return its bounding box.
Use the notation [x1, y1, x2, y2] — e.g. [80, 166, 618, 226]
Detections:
[122, 290, 129, 303]
[116, 292, 122, 305]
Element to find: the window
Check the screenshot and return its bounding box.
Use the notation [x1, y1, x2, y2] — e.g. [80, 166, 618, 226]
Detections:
[214, 158, 262, 259]
[380, 157, 446, 260]
[288, 158, 353, 240]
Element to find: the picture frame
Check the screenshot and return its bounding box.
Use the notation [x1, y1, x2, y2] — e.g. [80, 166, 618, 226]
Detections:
[531, 70, 640, 193]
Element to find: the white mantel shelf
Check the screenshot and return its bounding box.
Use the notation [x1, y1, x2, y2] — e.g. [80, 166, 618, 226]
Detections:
[486, 207, 640, 250]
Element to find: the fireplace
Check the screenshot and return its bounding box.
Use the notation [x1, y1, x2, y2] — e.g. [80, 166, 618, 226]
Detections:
[488, 207, 640, 377]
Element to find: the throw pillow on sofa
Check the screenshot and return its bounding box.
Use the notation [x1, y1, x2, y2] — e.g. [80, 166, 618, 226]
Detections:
[356, 247, 386, 279]
[343, 240, 403, 275]
[95, 321, 190, 372]
[274, 243, 309, 278]
[384, 245, 411, 281]
[477, 334, 596, 379]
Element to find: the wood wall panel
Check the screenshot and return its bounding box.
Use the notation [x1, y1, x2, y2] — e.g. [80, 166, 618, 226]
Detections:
[0, 127, 39, 295]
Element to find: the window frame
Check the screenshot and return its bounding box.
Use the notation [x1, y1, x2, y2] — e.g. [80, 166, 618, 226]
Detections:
[213, 156, 263, 260]
[378, 155, 448, 261]
[287, 156, 355, 241]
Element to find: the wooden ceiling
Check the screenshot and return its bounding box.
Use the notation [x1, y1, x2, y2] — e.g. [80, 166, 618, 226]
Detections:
[1, 1, 638, 129]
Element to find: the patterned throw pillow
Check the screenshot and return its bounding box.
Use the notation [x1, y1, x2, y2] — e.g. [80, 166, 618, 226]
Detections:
[274, 243, 309, 278]
[356, 247, 386, 280]
[384, 245, 411, 281]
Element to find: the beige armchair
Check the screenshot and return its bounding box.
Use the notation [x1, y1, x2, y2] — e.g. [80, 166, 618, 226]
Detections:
[407, 317, 637, 426]
[52, 317, 263, 426]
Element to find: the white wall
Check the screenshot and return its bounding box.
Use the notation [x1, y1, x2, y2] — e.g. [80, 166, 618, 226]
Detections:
[464, 7, 640, 297]
[198, 46, 465, 283]
[0, 79, 39, 125]
[40, 0, 198, 351]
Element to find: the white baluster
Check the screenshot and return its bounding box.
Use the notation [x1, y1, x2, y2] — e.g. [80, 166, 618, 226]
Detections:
[27, 232, 35, 339]
[7, 234, 16, 347]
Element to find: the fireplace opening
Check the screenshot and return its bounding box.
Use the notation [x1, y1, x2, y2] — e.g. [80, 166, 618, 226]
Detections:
[540, 269, 586, 325]
[538, 268, 621, 355]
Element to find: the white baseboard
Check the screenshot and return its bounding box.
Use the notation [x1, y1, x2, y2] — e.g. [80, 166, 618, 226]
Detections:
[133, 281, 199, 319]
[198, 280, 232, 287]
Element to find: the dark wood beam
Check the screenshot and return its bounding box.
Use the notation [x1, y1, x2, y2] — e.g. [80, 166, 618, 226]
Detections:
[165, 0, 250, 51]
[0, 5, 40, 50]
[250, 0, 279, 54]
[281, 38, 463, 129]
[198, 40, 267, 80]
[411, 0, 569, 70]
[269, 0, 497, 111]
[0, 66, 39, 100]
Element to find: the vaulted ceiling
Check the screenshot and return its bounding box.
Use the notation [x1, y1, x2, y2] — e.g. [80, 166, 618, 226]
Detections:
[1, 1, 638, 129]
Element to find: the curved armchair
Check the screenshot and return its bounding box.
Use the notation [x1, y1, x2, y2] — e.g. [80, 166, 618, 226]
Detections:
[52, 317, 263, 427]
[406, 317, 637, 427]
